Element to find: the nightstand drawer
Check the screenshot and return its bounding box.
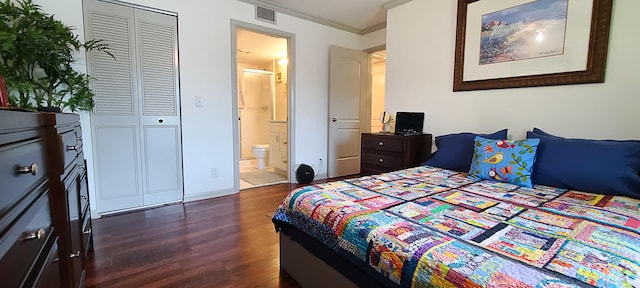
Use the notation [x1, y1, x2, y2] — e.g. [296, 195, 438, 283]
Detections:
[361, 166, 390, 176]
[362, 136, 404, 153]
[360, 133, 432, 176]
[362, 152, 403, 169]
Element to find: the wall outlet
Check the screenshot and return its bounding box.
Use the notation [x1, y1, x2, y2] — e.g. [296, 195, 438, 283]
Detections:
[211, 168, 219, 178]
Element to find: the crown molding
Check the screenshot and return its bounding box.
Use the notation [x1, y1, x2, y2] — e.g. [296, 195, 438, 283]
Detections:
[236, 0, 387, 35]
[383, 0, 414, 10]
[363, 44, 386, 53]
[361, 22, 387, 35]
[99, 0, 177, 16]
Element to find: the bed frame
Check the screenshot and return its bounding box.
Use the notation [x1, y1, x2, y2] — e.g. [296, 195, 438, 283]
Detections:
[278, 225, 395, 288]
[280, 234, 358, 288]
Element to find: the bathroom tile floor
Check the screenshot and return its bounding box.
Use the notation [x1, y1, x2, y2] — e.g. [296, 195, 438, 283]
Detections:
[239, 159, 288, 190]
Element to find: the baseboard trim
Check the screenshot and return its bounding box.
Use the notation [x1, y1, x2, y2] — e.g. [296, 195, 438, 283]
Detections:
[183, 188, 238, 203]
[314, 173, 328, 181]
[90, 188, 239, 218]
[98, 201, 183, 217]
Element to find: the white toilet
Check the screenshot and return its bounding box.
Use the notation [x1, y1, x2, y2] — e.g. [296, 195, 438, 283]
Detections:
[251, 144, 269, 170]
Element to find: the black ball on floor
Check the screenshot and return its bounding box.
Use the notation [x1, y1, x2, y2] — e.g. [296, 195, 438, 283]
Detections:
[295, 164, 314, 184]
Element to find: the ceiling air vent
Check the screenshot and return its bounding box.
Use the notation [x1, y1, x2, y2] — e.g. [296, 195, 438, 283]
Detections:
[256, 6, 276, 24]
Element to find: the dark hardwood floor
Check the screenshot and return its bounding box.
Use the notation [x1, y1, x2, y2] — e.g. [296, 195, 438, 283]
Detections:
[85, 181, 327, 287]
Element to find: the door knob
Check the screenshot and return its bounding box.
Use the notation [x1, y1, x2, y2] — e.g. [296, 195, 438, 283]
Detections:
[331, 118, 337, 122]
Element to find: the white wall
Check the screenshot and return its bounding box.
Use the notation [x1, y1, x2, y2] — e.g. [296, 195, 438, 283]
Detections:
[386, 0, 640, 141]
[38, 0, 385, 214]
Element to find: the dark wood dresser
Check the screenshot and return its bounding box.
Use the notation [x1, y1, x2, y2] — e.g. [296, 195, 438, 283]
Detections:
[360, 133, 432, 176]
[0, 110, 92, 288]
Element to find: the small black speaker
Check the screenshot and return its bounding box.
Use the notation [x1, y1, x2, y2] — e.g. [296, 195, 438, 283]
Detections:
[296, 164, 314, 184]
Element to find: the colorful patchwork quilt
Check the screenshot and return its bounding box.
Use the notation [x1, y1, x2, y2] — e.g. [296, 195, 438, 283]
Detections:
[272, 166, 640, 288]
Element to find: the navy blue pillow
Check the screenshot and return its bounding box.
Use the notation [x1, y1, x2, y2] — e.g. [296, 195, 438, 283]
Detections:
[527, 128, 640, 198]
[424, 129, 508, 172]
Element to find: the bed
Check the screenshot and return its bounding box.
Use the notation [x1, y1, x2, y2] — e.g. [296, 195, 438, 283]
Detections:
[272, 129, 640, 288]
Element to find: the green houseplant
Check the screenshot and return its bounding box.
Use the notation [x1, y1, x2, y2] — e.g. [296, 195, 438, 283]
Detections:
[0, 0, 112, 112]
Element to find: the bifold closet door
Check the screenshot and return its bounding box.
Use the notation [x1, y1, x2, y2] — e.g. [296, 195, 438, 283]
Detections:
[134, 8, 183, 206]
[84, 0, 183, 213]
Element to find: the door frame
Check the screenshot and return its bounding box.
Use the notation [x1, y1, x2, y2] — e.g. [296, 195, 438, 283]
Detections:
[230, 20, 296, 188]
[363, 44, 386, 134]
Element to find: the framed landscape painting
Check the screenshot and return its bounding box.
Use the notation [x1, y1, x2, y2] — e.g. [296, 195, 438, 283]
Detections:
[453, 0, 613, 91]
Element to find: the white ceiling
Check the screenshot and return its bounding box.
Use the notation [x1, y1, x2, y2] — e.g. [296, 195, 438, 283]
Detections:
[237, 0, 395, 65]
[261, 0, 391, 32]
[237, 29, 287, 66]
[237, 0, 405, 34]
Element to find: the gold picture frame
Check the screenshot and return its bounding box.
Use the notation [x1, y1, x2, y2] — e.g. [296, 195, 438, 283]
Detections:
[453, 0, 613, 91]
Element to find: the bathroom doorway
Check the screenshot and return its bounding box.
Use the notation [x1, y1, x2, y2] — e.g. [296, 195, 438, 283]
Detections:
[370, 49, 386, 132]
[233, 24, 292, 190]
[239, 69, 274, 160]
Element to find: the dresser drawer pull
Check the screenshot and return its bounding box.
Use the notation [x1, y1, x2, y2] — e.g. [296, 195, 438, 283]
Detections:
[76, 136, 83, 141]
[16, 163, 38, 176]
[83, 229, 92, 235]
[21, 228, 46, 241]
[378, 142, 384, 146]
[81, 195, 88, 200]
[379, 158, 384, 162]
[54, 251, 81, 262]
[66, 144, 79, 151]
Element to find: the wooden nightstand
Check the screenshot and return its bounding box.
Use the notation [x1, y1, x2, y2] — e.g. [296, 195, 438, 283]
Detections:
[360, 133, 432, 176]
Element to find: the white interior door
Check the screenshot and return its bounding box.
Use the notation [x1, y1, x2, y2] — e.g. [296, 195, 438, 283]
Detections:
[328, 45, 368, 178]
[85, 1, 142, 212]
[135, 9, 183, 206]
[84, 0, 183, 213]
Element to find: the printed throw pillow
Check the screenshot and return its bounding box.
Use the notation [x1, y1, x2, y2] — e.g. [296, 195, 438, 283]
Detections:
[424, 129, 508, 172]
[468, 136, 540, 188]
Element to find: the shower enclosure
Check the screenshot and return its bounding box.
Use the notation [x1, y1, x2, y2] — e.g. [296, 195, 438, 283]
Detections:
[238, 69, 275, 159]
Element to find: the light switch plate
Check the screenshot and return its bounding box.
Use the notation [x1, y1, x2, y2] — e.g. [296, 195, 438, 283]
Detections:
[195, 96, 204, 107]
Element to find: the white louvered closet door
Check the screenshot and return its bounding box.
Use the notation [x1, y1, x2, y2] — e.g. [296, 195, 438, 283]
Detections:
[134, 9, 183, 207]
[84, 0, 183, 214]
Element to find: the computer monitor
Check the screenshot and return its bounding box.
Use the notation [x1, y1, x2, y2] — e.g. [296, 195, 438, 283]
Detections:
[394, 112, 424, 135]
